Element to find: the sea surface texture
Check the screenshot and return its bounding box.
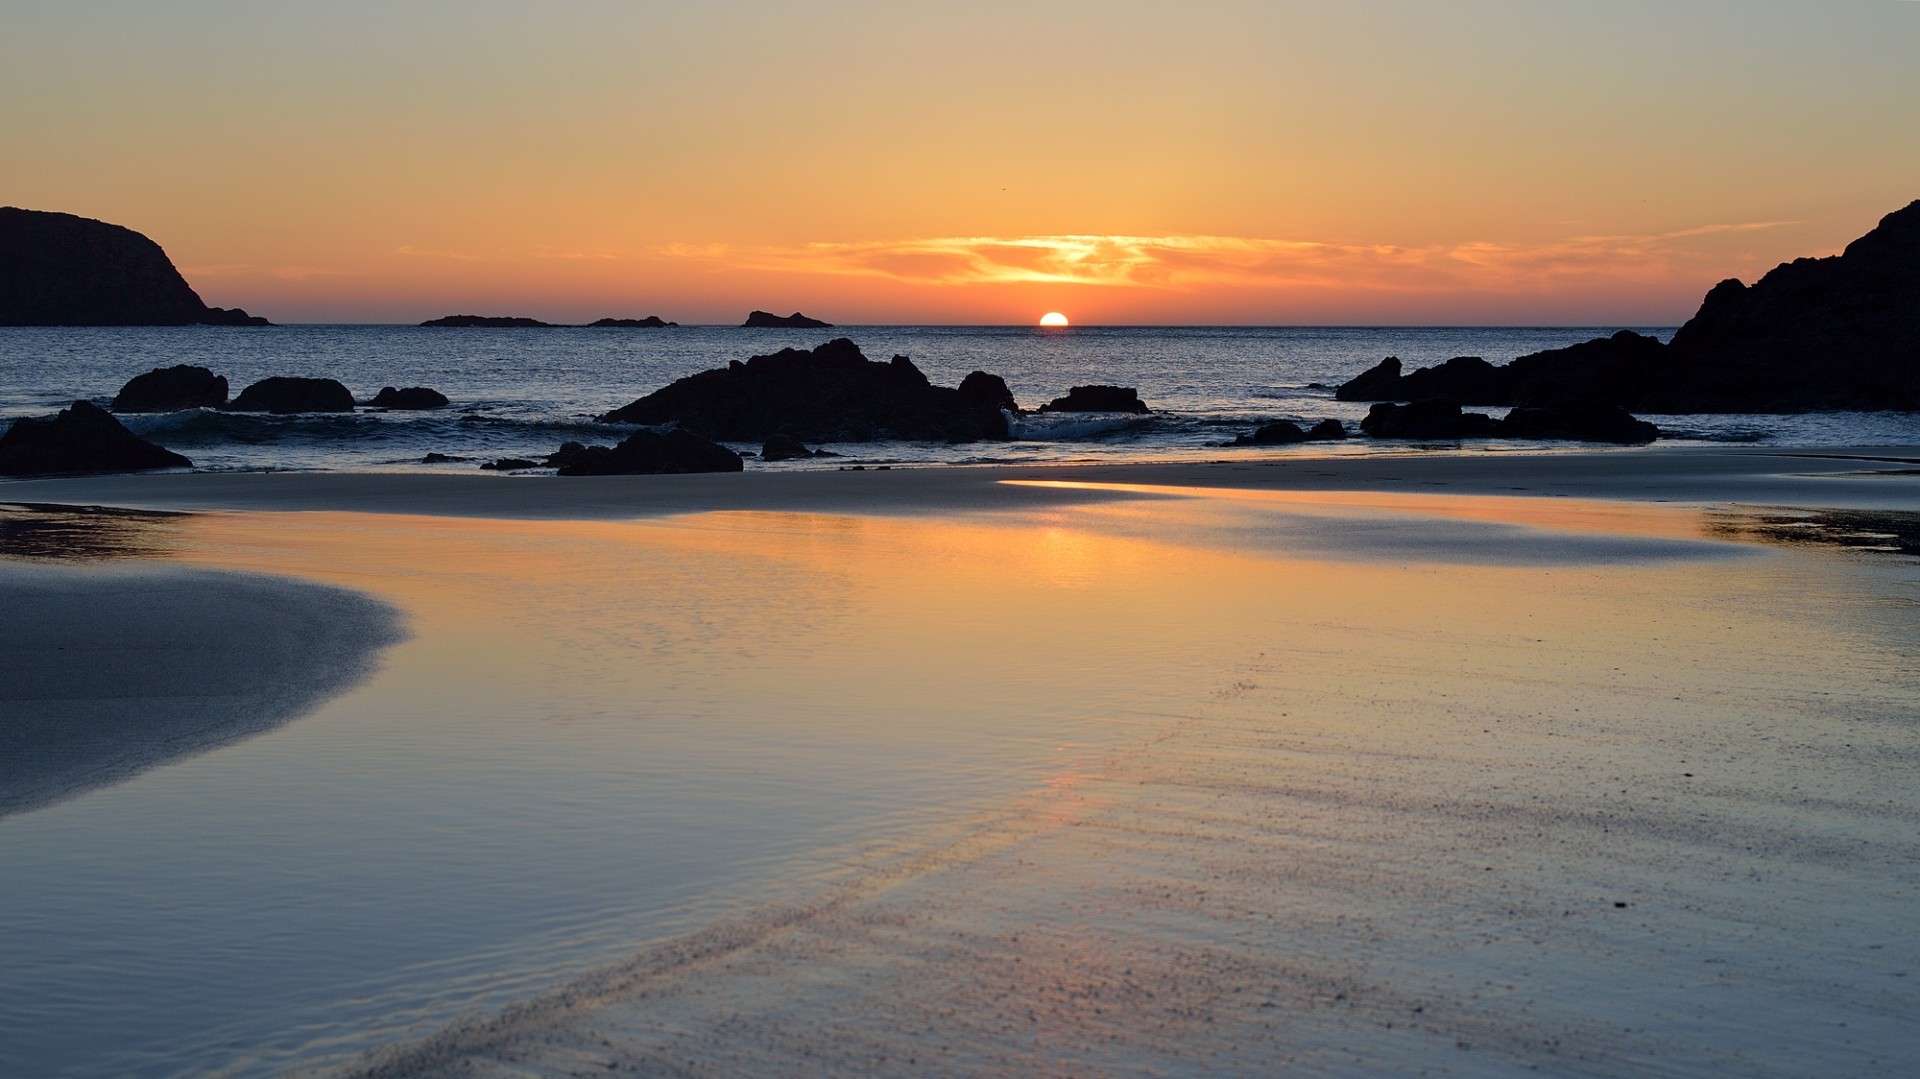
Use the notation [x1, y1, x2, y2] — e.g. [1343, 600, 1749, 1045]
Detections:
[7, 324, 1920, 469]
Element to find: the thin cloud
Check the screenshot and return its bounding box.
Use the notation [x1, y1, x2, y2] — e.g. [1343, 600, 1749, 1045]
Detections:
[661, 221, 1796, 294]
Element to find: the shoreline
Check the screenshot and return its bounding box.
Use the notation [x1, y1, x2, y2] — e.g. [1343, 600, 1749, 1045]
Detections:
[3, 444, 1919, 521]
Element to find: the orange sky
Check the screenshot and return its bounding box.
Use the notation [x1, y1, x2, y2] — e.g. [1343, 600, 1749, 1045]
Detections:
[3, 1, 1915, 324]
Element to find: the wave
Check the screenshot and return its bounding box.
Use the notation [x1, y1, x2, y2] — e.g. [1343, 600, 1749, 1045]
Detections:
[1007, 412, 1157, 441]
[118, 407, 629, 449]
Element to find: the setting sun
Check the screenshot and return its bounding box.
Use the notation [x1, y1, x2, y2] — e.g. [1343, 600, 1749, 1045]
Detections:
[1039, 312, 1070, 327]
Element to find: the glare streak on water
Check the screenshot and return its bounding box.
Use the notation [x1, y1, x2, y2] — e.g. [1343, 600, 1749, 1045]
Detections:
[6, 324, 1915, 472]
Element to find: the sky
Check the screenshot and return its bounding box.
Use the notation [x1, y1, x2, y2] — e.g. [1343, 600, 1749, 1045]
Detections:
[3, 0, 1917, 325]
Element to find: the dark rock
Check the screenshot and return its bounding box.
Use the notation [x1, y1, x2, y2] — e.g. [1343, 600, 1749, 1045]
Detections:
[1651, 199, 1920, 411]
[369, 386, 450, 409]
[0, 207, 271, 326]
[1230, 420, 1308, 446]
[480, 457, 543, 471]
[1499, 404, 1659, 444]
[1037, 385, 1150, 414]
[1360, 400, 1505, 440]
[550, 429, 744, 476]
[598, 338, 1010, 442]
[422, 452, 467, 463]
[1338, 333, 1668, 409]
[111, 365, 229, 412]
[420, 314, 554, 328]
[1225, 417, 1351, 447]
[761, 433, 820, 462]
[1335, 356, 1407, 401]
[228, 376, 356, 413]
[588, 316, 677, 328]
[0, 400, 192, 475]
[200, 306, 271, 327]
[957, 370, 1021, 413]
[1502, 331, 1669, 408]
[743, 310, 831, 328]
[1361, 399, 1656, 443]
[1334, 199, 1920, 414]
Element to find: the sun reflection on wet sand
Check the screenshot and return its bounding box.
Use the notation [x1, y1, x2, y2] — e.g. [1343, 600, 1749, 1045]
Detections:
[4, 485, 1917, 1077]
[283, 490, 1919, 1078]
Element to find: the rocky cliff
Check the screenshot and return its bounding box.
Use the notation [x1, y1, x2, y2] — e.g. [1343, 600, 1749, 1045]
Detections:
[0, 208, 270, 326]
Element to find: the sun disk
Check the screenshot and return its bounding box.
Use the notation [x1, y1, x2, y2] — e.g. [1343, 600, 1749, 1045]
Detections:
[1039, 312, 1070, 327]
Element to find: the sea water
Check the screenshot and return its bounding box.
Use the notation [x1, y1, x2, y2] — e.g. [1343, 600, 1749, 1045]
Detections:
[6, 324, 1920, 471]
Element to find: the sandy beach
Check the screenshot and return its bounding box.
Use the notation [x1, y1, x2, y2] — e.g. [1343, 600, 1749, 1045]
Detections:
[2, 446, 1917, 1076]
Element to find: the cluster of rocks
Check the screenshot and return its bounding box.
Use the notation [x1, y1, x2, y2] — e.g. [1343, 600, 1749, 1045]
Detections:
[0, 365, 463, 476]
[599, 337, 1016, 443]
[109, 365, 449, 414]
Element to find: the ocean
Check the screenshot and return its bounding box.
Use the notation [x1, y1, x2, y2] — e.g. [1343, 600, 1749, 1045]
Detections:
[8, 324, 1920, 470]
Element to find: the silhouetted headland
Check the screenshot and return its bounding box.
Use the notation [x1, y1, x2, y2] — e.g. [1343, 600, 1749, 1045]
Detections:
[0, 208, 270, 326]
[1337, 198, 1920, 413]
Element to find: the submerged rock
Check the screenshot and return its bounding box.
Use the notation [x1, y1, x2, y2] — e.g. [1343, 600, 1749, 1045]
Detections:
[550, 430, 744, 476]
[599, 338, 1011, 442]
[368, 386, 449, 410]
[0, 207, 270, 326]
[742, 310, 831, 328]
[760, 433, 839, 462]
[1360, 399, 1657, 444]
[1037, 385, 1150, 414]
[228, 376, 356, 413]
[1498, 404, 1659, 444]
[0, 400, 192, 475]
[111, 365, 229, 412]
[1360, 400, 1505, 440]
[1224, 418, 1348, 446]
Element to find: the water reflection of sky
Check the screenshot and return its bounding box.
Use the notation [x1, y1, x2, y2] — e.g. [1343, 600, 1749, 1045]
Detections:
[0, 502, 188, 561]
[2, 487, 1915, 1077]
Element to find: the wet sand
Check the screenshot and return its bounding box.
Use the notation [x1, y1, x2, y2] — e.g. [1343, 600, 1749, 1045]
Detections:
[2, 446, 1917, 1076]
[5, 444, 1920, 521]
[0, 556, 402, 818]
